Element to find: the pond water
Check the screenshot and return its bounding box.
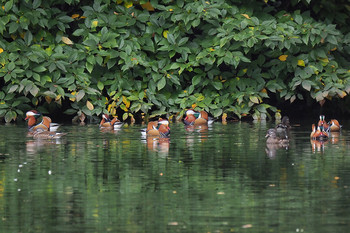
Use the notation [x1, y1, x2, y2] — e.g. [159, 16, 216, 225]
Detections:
[1, 120, 350, 232]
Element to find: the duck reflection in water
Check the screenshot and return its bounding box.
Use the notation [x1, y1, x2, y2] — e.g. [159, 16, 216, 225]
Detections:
[310, 139, 328, 153]
[265, 128, 289, 159]
[146, 137, 170, 156]
[26, 138, 65, 155]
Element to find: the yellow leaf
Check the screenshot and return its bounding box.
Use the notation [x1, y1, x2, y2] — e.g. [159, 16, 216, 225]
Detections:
[70, 91, 76, 102]
[122, 96, 130, 108]
[55, 95, 61, 101]
[330, 47, 337, 51]
[62, 36, 74, 45]
[141, 2, 154, 11]
[163, 30, 168, 39]
[243, 68, 247, 73]
[71, 14, 80, 19]
[297, 59, 305, 67]
[191, 104, 197, 109]
[338, 91, 347, 98]
[45, 96, 52, 104]
[124, 1, 133, 8]
[249, 96, 260, 104]
[278, 55, 288, 61]
[0, 48, 3, 54]
[92, 20, 98, 28]
[116, 0, 123, 4]
[241, 14, 251, 19]
[319, 57, 329, 63]
[86, 100, 94, 110]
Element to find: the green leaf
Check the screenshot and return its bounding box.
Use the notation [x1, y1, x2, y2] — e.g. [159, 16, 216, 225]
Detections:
[212, 82, 223, 90]
[97, 81, 104, 90]
[302, 80, 312, 91]
[4, 0, 13, 12]
[157, 77, 166, 90]
[8, 85, 18, 93]
[33, 65, 46, 73]
[76, 90, 85, 102]
[249, 96, 259, 104]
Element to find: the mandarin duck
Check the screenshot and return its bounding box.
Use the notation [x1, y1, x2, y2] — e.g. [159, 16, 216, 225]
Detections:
[310, 124, 328, 141]
[99, 114, 123, 130]
[328, 119, 342, 132]
[183, 109, 213, 126]
[265, 128, 289, 145]
[317, 115, 329, 132]
[33, 131, 67, 139]
[25, 110, 60, 132]
[142, 118, 170, 138]
[275, 116, 291, 139]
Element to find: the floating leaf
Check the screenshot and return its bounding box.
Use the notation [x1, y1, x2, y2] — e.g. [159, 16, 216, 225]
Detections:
[297, 59, 305, 67]
[86, 100, 94, 110]
[278, 55, 288, 61]
[62, 36, 73, 45]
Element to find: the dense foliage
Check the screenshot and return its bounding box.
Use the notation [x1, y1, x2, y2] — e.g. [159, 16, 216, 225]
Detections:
[0, 0, 350, 122]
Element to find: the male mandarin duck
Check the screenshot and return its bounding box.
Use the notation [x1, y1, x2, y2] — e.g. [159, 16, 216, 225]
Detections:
[310, 124, 328, 141]
[275, 116, 291, 139]
[25, 110, 60, 132]
[183, 109, 213, 126]
[265, 128, 289, 145]
[317, 115, 342, 132]
[142, 118, 170, 138]
[99, 114, 123, 130]
[328, 119, 342, 132]
[317, 115, 329, 132]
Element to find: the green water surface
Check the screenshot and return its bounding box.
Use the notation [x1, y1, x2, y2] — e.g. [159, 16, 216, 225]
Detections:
[0, 121, 350, 232]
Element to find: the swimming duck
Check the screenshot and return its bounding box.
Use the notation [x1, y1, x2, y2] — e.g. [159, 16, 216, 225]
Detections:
[310, 124, 328, 141]
[328, 119, 342, 132]
[275, 116, 291, 139]
[33, 131, 67, 139]
[265, 128, 289, 145]
[25, 110, 60, 132]
[183, 109, 213, 126]
[99, 114, 123, 130]
[142, 118, 170, 138]
[317, 115, 329, 132]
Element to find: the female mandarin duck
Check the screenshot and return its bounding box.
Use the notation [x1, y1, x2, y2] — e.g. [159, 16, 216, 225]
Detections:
[183, 109, 213, 126]
[310, 124, 329, 141]
[142, 118, 170, 138]
[25, 110, 60, 132]
[99, 114, 123, 130]
[275, 116, 291, 139]
[265, 128, 289, 145]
